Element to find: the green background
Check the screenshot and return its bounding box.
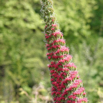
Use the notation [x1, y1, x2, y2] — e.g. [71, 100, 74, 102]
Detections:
[0, 0, 103, 103]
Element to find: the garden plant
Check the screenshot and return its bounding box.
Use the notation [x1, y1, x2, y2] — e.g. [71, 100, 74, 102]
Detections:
[41, 0, 88, 102]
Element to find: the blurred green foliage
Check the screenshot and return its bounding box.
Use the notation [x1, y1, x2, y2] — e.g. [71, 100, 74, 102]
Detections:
[0, 0, 103, 103]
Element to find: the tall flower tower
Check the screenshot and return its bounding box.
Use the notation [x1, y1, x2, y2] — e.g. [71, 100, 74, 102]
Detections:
[41, 0, 88, 103]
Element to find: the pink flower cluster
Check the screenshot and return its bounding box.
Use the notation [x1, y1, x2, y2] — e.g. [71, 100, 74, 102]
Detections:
[44, 24, 87, 103]
[67, 98, 87, 103]
[45, 31, 63, 41]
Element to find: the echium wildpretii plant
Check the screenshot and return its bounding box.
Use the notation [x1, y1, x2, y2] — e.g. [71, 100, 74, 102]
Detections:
[41, 0, 88, 103]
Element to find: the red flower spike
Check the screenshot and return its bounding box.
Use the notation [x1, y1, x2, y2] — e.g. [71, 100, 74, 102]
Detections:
[41, 0, 87, 102]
